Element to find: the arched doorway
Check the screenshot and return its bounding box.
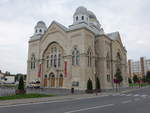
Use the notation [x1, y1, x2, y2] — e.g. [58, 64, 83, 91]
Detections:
[44, 74, 48, 87]
[59, 74, 63, 87]
[49, 73, 55, 87]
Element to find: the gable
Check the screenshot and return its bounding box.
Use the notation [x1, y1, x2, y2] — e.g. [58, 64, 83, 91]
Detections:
[107, 32, 124, 48]
[40, 21, 68, 43]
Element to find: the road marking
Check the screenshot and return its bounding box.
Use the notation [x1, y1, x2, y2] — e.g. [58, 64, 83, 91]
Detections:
[134, 98, 140, 101]
[122, 100, 132, 104]
[134, 94, 140, 97]
[141, 95, 147, 98]
[126, 94, 132, 96]
[64, 104, 114, 113]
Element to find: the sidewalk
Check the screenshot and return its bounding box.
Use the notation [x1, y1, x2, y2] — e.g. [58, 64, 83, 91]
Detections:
[0, 86, 149, 107]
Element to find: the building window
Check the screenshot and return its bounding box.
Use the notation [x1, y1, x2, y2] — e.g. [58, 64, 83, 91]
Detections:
[44, 43, 63, 69]
[107, 74, 110, 82]
[31, 55, 36, 69]
[72, 51, 75, 65]
[54, 55, 57, 67]
[46, 56, 49, 68]
[39, 29, 42, 33]
[81, 16, 84, 20]
[87, 49, 92, 67]
[58, 54, 61, 67]
[76, 16, 78, 21]
[76, 50, 80, 65]
[72, 48, 80, 66]
[106, 53, 110, 70]
[50, 55, 53, 66]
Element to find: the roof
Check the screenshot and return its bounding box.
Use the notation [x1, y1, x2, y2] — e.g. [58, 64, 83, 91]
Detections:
[51, 21, 68, 31]
[107, 32, 120, 40]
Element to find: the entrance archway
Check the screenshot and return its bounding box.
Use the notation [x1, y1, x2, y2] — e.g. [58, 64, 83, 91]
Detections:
[49, 73, 55, 87]
[44, 74, 48, 87]
[59, 74, 63, 87]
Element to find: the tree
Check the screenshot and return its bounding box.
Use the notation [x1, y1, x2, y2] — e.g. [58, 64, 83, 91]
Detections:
[141, 76, 146, 83]
[18, 76, 24, 90]
[133, 74, 139, 83]
[146, 71, 150, 83]
[96, 77, 100, 90]
[115, 68, 123, 84]
[128, 78, 132, 84]
[87, 79, 93, 90]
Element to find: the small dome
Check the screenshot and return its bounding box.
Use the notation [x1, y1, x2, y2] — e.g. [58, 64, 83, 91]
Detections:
[74, 6, 87, 16]
[37, 21, 46, 25]
[35, 20, 47, 29]
[88, 10, 97, 20]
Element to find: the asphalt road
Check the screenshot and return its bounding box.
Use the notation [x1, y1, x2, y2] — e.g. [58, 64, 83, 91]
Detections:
[0, 87, 150, 113]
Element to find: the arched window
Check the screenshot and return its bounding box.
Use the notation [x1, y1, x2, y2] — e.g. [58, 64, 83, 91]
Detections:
[54, 55, 57, 67]
[72, 47, 80, 66]
[87, 49, 92, 67]
[31, 55, 36, 69]
[76, 16, 78, 21]
[106, 53, 110, 69]
[76, 50, 80, 65]
[72, 51, 75, 65]
[43, 43, 63, 69]
[46, 56, 49, 68]
[50, 55, 53, 67]
[81, 16, 84, 20]
[58, 54, 61, 67]
[39, 29, 42, 33]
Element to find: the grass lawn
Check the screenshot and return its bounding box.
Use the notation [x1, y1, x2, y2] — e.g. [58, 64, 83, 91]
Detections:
[129, 83, 150, 87]
[0, 93, 54, 101]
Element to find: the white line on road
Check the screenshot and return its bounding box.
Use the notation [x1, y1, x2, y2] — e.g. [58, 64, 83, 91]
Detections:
[134, 94, 140, 97]
[122, 100, 132, 104]
[126, 94, 132, 96]
[64, 104, 114, 113]
[134, 98, 140, 101]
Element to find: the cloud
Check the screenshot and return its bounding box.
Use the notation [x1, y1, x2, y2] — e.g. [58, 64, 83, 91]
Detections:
[0, 0, 150, 73]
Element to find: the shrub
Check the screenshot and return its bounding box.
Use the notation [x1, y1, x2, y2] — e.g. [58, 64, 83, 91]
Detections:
[133, 74, 139, 83]
[87, 79, 93, 90]
[18, 76, 24, 90]
[96, 77, 100, 90]
[128, 78, 132, 84]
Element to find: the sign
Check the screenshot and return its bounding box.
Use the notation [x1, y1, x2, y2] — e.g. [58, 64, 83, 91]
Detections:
[64, 61, 67, 77]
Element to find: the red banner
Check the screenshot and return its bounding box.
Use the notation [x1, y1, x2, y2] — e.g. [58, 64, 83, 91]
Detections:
[64, 61, 67, 77]
[38, 64, 42, 78]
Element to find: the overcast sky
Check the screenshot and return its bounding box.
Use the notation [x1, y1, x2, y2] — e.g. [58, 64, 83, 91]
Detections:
[0, 0, 150, 74]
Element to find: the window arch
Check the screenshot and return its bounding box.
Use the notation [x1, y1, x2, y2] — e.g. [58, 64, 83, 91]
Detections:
[31, 54, 36, 69]
[43, 42, 63, 68]
[72, 47, 80, 66]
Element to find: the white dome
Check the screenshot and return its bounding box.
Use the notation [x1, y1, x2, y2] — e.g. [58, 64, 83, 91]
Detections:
[74, 6, 87, 16]
[36, 21, 46, 27]
[87, 10, 97, 20]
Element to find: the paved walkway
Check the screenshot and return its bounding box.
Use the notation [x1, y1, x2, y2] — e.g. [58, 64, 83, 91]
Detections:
[0, 86, 148, 107]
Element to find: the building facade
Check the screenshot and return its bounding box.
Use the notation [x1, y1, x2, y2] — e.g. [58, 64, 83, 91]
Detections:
[128, 57, 150, 78]
[27, 6, 128, 90]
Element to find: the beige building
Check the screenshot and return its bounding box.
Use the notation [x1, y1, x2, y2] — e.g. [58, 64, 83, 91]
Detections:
[128, 57, 150, 78]
[27, 6, 128, 90]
